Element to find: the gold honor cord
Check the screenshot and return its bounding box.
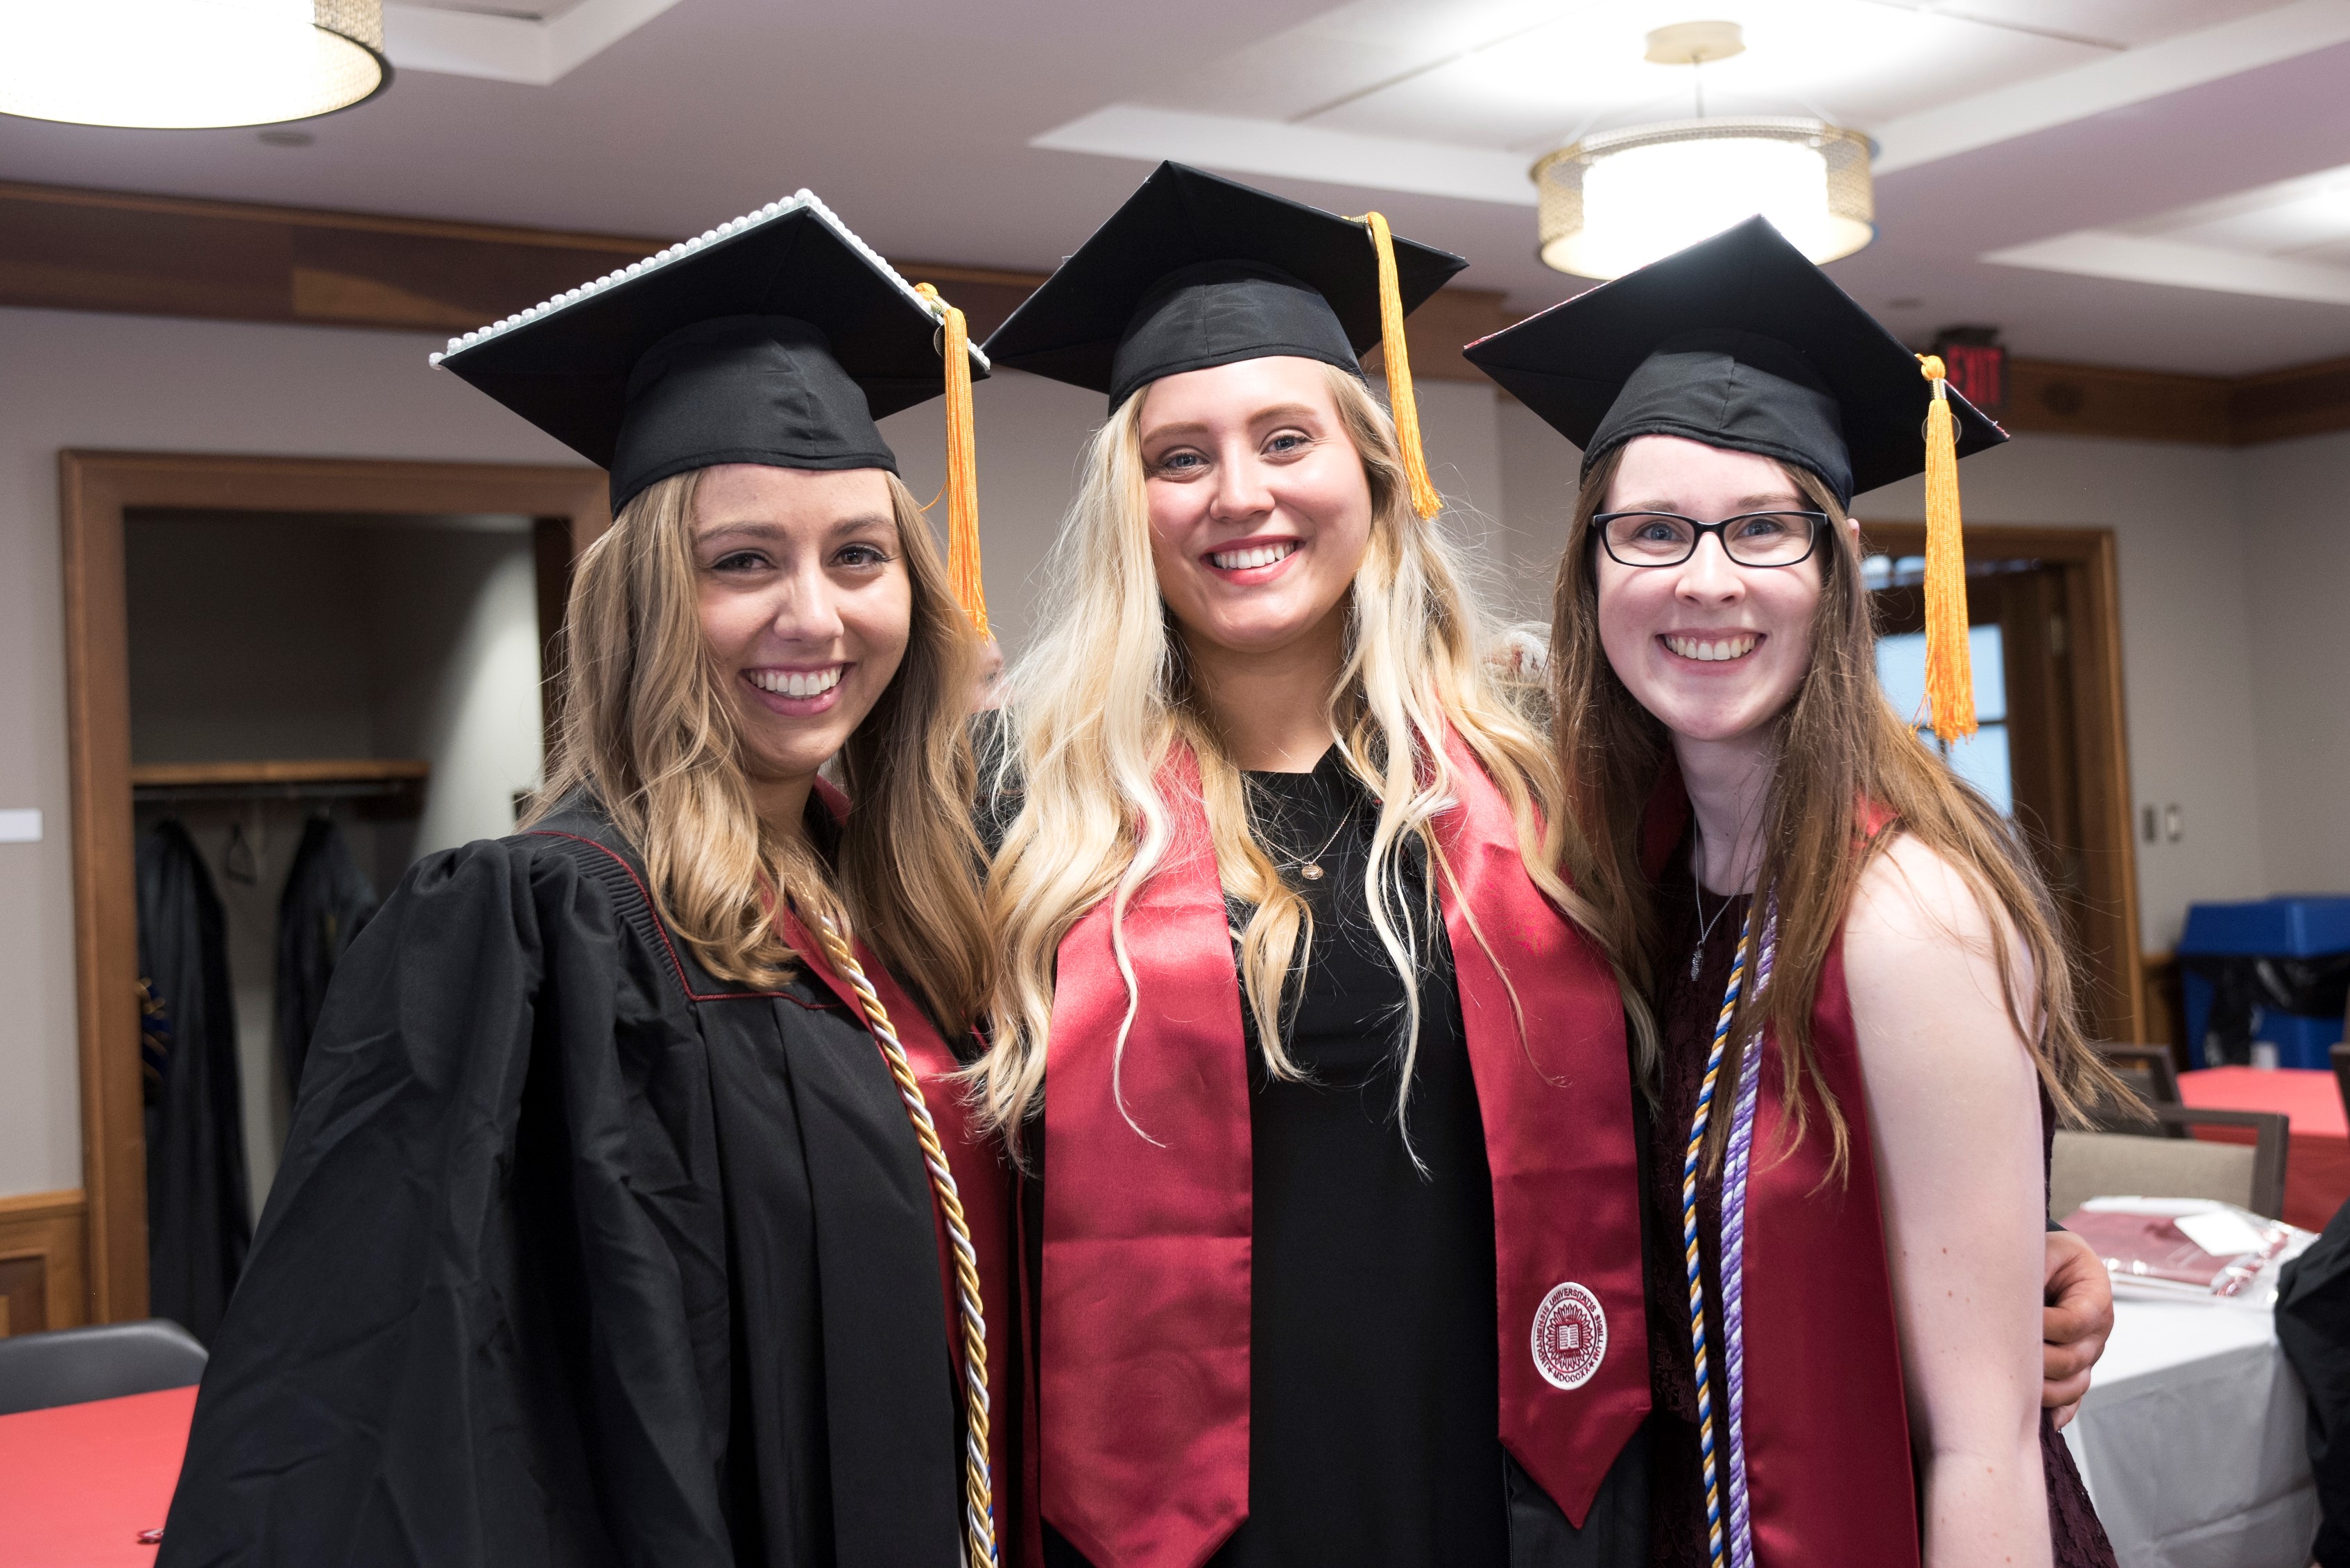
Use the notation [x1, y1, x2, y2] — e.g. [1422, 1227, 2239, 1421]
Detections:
[1916, 354, 1976, 741]
[916, 282, 992, 639]
[809, 915, 997, 1566]
[1348, 210, 1445, 520]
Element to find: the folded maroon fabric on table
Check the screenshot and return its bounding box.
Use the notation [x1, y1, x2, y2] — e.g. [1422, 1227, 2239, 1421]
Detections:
[2061, 1209, 2237, 1289]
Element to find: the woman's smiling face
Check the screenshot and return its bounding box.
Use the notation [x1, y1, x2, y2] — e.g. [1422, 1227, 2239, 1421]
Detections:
[1136, 355, 1373, 659]
[692, 463, 910, 794]
[1593, 433, 1831, 747]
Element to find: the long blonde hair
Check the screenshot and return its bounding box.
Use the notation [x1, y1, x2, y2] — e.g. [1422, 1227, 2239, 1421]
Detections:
[975, 363, 1606, 1157]
[527, 467, 992, 1035]
[1552, 445, 2125, 1178]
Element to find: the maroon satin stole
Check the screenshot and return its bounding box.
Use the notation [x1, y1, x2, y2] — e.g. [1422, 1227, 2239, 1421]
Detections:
[1039, 736, 1649, 1568]
[1647, 775, 1921, 1564]
[794, 784, 1018, 1540]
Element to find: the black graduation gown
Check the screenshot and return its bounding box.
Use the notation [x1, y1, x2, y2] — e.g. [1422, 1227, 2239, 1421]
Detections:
[274, 814, 378, 1097]
[137, 817, 252, 1345]
[159, 802, 966, 1568]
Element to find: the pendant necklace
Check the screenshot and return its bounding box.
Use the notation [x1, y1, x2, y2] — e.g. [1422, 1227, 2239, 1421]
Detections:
[1285, 813, 1350, 883]
[1690, 852, 1734, 980]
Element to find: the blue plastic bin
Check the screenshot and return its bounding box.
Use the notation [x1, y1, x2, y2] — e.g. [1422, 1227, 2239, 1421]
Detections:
[2178, 895, 2350, 1069]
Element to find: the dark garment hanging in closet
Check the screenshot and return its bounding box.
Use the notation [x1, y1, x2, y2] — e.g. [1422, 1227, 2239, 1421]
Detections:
[275, 815, 377, 1099]
[136, 818, 252, 1345]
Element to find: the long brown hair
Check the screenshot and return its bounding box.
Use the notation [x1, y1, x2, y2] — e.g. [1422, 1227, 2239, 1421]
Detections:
[527, 467, 991, 1035]
[1552, 445, 2124, 1177]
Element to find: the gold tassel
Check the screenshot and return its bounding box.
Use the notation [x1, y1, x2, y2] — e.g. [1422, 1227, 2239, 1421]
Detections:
[1348, 210, 1443, 520]
[915, 282, 990, 638]
[1919, 354, 1976, 741]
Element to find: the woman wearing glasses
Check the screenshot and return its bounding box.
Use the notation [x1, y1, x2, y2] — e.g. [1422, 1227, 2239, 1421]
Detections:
[1469, 219, 2121, 1568]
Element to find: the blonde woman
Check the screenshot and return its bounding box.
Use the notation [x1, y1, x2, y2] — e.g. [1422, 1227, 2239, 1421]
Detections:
[160, 199, 1011, 1568]
[975, 164, 1652, 1568]
[1468, 218, 2120, 1567]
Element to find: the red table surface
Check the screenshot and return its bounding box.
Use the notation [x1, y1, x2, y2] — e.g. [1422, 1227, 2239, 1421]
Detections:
[0, 1384, 194, 1567]
[2181, 1065, 2350, 1232]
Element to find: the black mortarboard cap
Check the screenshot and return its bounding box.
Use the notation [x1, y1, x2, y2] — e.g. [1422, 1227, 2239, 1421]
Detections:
[1462, 216, 2004, 506]
[983, 162, 1467, 411]
[432, 191, 988, 513]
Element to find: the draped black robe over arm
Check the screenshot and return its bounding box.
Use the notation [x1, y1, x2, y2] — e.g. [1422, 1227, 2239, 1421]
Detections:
[159, 802, 965, 1568]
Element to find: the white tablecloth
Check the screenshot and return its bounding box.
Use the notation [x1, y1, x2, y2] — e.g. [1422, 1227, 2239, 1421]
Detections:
[2064, 1298, 2319, 1567]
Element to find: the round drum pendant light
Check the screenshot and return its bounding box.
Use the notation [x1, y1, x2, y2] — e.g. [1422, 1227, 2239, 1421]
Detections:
[1531, 20, 1874, 280]
[0, 0, 388, 130]
[1532, 117, 1874, 280]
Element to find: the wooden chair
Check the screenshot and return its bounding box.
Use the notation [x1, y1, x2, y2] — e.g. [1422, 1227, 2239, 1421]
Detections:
[2050, 1105, 2290, 1221]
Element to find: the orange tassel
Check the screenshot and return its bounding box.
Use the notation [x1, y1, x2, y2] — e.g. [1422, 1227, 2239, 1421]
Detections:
[1349, 211, 1443, 520]
[1919, 354, 1975, 741]
[915, 282, 990, 638]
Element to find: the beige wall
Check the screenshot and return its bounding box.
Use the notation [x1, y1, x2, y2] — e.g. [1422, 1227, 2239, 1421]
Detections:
[2235, 430, 2350, 897]
[1854, 433, 2272, 951]
[1, 303, 2342, 1199]
[0, 306, 578, 1199]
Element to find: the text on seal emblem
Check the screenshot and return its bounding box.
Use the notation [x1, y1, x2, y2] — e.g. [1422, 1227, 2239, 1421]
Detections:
[1530, 1281, 1606, 1390]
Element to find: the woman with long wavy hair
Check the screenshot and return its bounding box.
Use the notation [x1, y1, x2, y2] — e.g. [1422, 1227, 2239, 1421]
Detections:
[972, 164, 1654, 1568]
[1468, 217, 2122, 1568]
[160, 197, 1012, 1568]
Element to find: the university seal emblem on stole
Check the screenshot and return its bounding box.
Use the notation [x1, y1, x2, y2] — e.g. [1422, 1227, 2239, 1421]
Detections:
[1530, 1280, 1606, 1390]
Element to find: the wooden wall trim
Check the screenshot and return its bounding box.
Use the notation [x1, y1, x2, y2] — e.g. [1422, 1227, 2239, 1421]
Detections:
[2001, 359, 2233, 445]
[0, 1189, 90, 1338]
[0, 178, 1554, 388]
[60, 451, 606, 1325]
[10, 179, 2350, 433]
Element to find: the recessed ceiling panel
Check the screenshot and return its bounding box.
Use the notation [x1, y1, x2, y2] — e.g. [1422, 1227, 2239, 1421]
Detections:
[1992, 156, 2350, 304]
[1136, 0, 2285, 150]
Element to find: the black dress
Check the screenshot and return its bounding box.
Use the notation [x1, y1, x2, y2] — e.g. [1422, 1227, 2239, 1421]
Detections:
[1218, 750, 1511, 1567]
[1640, 845, 2116, 1568]
[1034, 747, 1511, 1567]
[159, 800, 968, 1568]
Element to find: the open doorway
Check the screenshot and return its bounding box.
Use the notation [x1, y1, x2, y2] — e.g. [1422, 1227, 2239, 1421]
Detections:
[126, 508, 563, 1339]
[60, 452, 606, 1330]
[1860, 521, 2143, 1047]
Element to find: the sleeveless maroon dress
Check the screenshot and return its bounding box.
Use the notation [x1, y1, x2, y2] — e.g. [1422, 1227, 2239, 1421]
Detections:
[1643, 845, 2116, 1567]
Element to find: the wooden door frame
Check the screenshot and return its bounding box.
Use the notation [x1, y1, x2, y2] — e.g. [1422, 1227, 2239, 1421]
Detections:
[59, 450, 606, 1323]
[1856, 519, 2145, 1043]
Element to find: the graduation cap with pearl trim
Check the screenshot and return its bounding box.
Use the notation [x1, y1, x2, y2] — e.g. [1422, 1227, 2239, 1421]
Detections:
[1464, 216, 2006, 741]
[982, 162, 1468, 519]
[432, 191, 995, 633]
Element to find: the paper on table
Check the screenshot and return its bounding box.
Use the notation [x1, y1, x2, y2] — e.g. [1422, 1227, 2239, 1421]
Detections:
[2175, 1208, 2269, 1259]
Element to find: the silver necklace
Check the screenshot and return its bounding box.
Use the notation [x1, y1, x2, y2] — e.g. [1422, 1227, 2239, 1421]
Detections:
[1283, 813, 1350, 883]
[1690, 859, 1734, 980]
[1250, 782, 1353, 884]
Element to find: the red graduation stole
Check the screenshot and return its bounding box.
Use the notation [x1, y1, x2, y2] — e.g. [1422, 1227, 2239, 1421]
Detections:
[795, 782, 1019, 1541]
[1039, 735, 1649, 1568]
[1644, 773, 1920, 1565]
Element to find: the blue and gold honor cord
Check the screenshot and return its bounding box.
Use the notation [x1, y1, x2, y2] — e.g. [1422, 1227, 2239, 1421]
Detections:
[1683, 905, 1775, 1568]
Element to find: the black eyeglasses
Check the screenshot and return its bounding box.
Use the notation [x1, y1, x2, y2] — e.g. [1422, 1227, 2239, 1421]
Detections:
[1593, 510, 1827, 569]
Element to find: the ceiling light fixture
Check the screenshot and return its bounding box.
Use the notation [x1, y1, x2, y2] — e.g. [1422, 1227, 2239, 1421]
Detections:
[0, 0, 388, 130]
[1532, 21, 1874, 280]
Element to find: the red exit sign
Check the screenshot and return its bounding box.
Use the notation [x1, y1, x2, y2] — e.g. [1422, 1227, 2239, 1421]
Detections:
[1932, 334, 2006, 416]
